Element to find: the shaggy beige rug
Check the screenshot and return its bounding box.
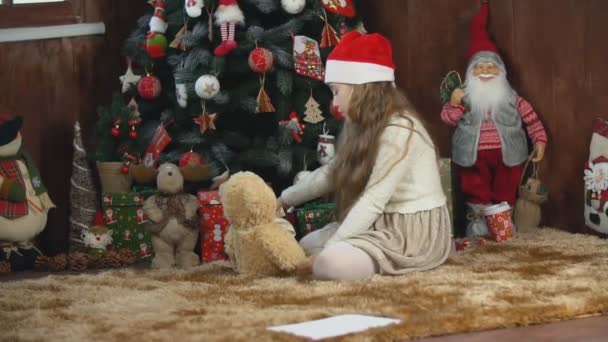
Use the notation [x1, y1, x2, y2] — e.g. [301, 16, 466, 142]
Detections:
[1, 228, 607, 342]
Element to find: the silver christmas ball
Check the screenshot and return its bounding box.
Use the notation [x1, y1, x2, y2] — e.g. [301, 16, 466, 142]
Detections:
[281, 0, 306, 14]
[195, 75, 220, 100]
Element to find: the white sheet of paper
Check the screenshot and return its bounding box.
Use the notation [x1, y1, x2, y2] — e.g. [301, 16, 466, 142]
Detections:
[267, 314, 401, 340]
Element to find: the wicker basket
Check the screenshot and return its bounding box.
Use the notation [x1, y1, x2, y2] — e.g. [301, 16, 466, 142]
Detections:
[96, 161, 132, 193]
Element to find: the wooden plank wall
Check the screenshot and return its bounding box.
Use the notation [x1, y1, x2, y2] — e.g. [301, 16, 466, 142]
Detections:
[360, 0, 608, 234]
[0, 1, 146, 255]
[2, 0, 607, 255]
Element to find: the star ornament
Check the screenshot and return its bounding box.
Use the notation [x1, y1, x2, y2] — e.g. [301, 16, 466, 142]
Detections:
[194, 112, 218, 134]
[119, 65, 141, 94]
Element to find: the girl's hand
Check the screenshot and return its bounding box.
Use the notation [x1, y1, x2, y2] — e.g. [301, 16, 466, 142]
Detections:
[276, 197, 290, 216]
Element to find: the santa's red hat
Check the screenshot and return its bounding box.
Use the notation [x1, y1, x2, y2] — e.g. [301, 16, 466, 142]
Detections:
[93, 210, 105, 226]
[325, 31, 396, 85]
[467, 2, 499, 60]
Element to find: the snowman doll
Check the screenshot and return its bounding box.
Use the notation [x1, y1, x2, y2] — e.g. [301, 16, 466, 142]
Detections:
[0, 114, 55, 271]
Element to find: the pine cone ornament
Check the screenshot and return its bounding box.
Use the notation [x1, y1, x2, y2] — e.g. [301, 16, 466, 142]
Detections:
[49, 254, 68, 272]
[117, 248, 137, 266]
[105, 250, 124, 268]
[0, 261, 11, 275]
[68, 253, 89, 272]
[34, 255, 51, 271]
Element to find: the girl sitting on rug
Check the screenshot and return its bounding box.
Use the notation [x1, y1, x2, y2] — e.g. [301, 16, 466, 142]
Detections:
[277, 31, 452, 281]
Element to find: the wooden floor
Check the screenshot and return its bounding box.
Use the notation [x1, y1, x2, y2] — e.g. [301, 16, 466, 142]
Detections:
[2, 271, 607, 341]
[421, 315, 608, 342]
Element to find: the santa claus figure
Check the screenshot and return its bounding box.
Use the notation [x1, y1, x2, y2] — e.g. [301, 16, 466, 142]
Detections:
[214, 0, 245, 56]
[440, 0, 548, 237]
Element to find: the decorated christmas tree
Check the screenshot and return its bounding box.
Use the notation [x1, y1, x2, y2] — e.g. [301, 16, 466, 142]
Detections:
[105, 0, 364, 193]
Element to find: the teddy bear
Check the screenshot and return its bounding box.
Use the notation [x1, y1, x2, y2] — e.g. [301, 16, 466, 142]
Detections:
[0, 114, 55, 271]
[143, 163, 200, 269]
[219, 171, 306, 276]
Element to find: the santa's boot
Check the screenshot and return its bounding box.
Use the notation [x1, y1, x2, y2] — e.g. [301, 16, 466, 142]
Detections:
[214, 22, 238, 56]
[465, 202, 490, 237]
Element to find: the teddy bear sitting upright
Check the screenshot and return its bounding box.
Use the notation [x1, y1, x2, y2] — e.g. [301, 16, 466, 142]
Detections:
[143, 163, 200, 269]
[219, 171, 306, 276]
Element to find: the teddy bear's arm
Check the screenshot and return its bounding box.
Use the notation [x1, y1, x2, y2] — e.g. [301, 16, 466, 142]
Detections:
[256, 224, 307, 272]
[143, 197, 164, 224]
[183, 195, 200, 220]
[223, 227, 235, 262]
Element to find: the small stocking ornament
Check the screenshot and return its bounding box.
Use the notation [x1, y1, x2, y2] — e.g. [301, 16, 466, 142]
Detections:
[293, 36, 325, 81]
[176, 83, 188, 108]
[317, 124, 335, 165]
[214, 0, 245, 56]
[185, 0, 204, 18]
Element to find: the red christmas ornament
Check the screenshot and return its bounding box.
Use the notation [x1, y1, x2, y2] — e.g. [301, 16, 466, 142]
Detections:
[322, 0, 356, 18]
[179, 151, 204, 167]
[111, 119, 121, 137]
[120, 164, 130, 174]
[128, 118, 141, 140]
[248, 48, 274, 73]
[138, 74, 162, 99]
[129, 128, 138, 139]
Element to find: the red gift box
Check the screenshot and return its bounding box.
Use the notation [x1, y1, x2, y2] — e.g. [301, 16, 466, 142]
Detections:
[198, 191, 229, 263]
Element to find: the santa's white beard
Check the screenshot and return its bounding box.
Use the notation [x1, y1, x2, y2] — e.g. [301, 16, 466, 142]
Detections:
[464, 74, 513, 120]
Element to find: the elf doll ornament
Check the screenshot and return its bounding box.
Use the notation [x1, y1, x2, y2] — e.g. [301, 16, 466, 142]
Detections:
[440, 0, 547, 237]
[0, 115, 55, 271]
[214, 0, 245, 57]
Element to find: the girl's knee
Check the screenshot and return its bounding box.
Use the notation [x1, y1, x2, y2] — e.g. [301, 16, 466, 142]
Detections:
[312, 253, 341, 280]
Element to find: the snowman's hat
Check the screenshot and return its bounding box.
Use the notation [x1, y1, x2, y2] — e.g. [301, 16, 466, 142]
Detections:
[0, 114, 22, 146]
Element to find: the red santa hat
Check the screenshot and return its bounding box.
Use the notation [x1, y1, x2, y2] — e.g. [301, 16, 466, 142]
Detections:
[93, 210, 105, 226]
[466, 1, 507, 74]
[324, 31, 396, 85]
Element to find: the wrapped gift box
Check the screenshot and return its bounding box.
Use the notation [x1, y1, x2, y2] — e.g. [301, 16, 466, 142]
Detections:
[198, 191, 229, 263]
[294, 202, 336, 240]
[101, 193, 154, 262]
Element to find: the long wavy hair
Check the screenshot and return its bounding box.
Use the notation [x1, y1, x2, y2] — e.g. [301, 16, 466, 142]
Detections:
[329, 82, 422, 220]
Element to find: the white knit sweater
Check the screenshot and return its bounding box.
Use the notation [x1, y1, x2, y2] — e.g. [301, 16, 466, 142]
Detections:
[280, 113, 446, 245]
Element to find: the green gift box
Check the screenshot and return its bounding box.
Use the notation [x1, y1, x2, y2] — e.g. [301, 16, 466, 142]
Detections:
[295, 202, 336, 239]
[101, 193, 154, 262]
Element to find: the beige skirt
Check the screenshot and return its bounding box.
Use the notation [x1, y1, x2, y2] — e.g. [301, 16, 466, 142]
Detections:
[307, 205, 453, 275]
